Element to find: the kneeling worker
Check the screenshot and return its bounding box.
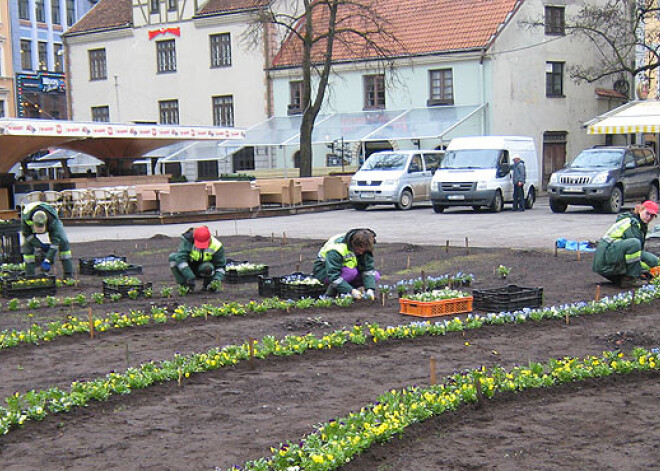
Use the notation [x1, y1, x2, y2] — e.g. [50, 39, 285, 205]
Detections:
[593, 200, 659, 288]
[169, 225, 225, 291]
[21, 201, 73, 278]
[313, 228, 380, 299]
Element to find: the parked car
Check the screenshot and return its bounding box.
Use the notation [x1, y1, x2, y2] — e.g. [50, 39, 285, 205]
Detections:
[430, 136, 539, 213]
[547, 145, 660, 213]
[348, 150, 444, 210]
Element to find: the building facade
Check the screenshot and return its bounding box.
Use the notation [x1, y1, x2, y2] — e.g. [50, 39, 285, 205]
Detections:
[9, 0, 96, 119]
[0, 0, 15, 117]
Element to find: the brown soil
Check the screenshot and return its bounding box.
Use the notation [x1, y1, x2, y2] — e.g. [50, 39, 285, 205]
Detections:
[0, 234, 659, 470]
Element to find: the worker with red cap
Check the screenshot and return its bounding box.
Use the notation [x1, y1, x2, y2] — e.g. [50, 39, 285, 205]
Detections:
[169, 225, 226, 291]
[593, 199, 660, 288]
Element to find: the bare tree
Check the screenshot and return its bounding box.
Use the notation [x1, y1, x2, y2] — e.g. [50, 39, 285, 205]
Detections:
[248, 0, 401, 177]
[565, 0, 657, 85]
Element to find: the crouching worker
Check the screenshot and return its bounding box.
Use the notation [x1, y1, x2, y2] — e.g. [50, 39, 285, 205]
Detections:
[169, 225, 225, 291]
[21, 202, 73, 278]
[313, 228, 380, 299]
[593, 200, 659, 288]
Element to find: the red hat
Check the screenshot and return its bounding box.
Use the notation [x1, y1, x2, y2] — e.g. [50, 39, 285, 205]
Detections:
[193, 226, 211, 249]
[642, 200, 659, 215]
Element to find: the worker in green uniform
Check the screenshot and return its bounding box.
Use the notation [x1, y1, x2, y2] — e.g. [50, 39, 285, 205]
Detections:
[21, 201, 74, 278]
[313, 228, 380, 299]
[593, 200, 659, 288]
[169, 225, 226, 291]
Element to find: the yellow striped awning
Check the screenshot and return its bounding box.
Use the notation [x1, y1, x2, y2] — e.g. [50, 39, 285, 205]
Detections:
[587, 100, 660, 135]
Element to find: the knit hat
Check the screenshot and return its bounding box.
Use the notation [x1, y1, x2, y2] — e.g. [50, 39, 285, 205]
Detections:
[32, 210, 48, 234]
[193, 226, 211, 249]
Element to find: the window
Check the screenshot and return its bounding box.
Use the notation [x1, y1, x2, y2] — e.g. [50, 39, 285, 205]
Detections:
[233, 147, 255, 171]
[92, 106, 110, 122]
[545, 6, 565, 35]
[409, 155, 423, 172]
[54, 44, 63, 72]
[428, 69, 454, 106]
[0, 101, 5, 118]
[37, 42, 48, 70]
[363, 74, 385, 109]
[212, 95, 234, 127]
[546, 61, 564, 97]
[66, 0, 75, 26]
[89, 48, 107, 80]
[168, 0, 178, 11]
[19, 0, 29, 20]
[288, 81, 303, 114]
[35, 0, 46, 22]
[21, 40, 32, 70]
[157, 40, 176, 73]
[210, 33, 231, 68]
[159, 100, 179, 124]
[52, 0, 61, 24]
[197, 160, 219, 180]
[151, 0, 159, 13]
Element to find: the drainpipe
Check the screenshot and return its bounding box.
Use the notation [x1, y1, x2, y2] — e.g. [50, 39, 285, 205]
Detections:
[479, 48, 488, 135]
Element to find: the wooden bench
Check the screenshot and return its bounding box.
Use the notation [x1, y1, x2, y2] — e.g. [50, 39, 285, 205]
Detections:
[255, 179, 302, 206]
[159, 182, 209, 214]
[293, 176, 345, 202]
[134, 183, 171, 212]
[211, 181, 260, 210]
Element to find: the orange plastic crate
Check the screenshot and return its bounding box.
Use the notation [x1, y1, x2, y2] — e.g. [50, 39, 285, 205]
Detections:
[651, 266, 660, 278]
[399, 296, 473, 318]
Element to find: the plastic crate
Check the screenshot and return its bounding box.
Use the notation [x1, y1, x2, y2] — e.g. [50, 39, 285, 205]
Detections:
[277, 272, 326, 299]
[472, 284, 543, 312]
[399, 296, 473, 318]
[92, 264, 143, 277]
[650, 266, 660, 278]
[102, 281, 152, 298]
[225, 260, 269, 284]
[79, 255, 127, 275]
[0, 222, 21, 264]
[2, 275, 57, 298]
[258, 275, 277, 297]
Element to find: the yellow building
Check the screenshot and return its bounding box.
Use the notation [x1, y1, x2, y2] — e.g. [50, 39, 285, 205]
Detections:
[0, 1, 15, 117]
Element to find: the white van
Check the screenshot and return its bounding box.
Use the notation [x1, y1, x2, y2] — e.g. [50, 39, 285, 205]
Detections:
[349, 150, 444, 210]
[430, 136, 539, 213]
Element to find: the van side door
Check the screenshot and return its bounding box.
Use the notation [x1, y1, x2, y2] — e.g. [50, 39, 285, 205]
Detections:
[498, 151, 514, 202]
[421, 152, 442, 199]
[407, 154, 428, 201]
[621, 150, 640, 198]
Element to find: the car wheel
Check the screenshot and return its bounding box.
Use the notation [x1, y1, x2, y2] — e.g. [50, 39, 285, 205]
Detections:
[647, 184, 659, 202]
[396, 189, 413, 210]
[550, 199, 568, 213]
[603, 186, 623, 213]
[432, 204, 446, 213]
[525, 187, 536, 209]
[352, 203, 369, 211]
[489, 191, 503, 213]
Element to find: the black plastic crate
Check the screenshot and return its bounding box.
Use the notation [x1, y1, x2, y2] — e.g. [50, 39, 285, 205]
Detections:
[472, 284, 543, 312]
[225, 260, 269, 284]
[2, 274, 57, 298]
[92, 264, 143, 277]
[276, 272, 326, 299]
[79, 255, 127, 275]
[0, 222, 21, 264]
[258, 275, 277, 297]
[102, 280, 152, 298]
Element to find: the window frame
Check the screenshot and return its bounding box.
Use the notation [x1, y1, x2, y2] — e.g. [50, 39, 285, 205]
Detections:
[66, 0, 75, 26]
[54, 44, 63, 72]
[52, 0, 61, 24]
[212, 95, 235, 127]
[151, 0, 159, 14]
[428, 68, 454, 106]
[19, 0, 30, 20]
[159, 99, 179, 125]
[156, 39, 177, 74]
[288, 81, 304, 115]
[167, 0, 178, 11]
[88, 48, 107, 81]
[91, 106, 110, 123]
[545, 6, 565, 35]
[210, 33, 232, 68]
[363, 74, 386, 110]
[20, 39, 32, 71]
[546, 61, 564, 97]
[38, 42, 48, 71]
[35, 0, 46, 22]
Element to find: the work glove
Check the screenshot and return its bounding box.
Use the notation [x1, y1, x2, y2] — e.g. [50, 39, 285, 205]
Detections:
[365, 289, 375, 300]
[41, 260, 51, 272]
[184, 279, 196, 291]
[40, 242, 50, 252]
[350, 288, 362, 299]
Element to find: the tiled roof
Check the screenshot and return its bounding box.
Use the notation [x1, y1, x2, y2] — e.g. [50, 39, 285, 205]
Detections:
[65, 0, 132, 35]
[197, 0, 269, 16]
[273, 0, 520, 67]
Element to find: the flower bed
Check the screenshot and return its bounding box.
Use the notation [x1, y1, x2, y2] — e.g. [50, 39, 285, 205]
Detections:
[224, 260, 269, 284]
[399, 288, 473, 318]
[2, 275, 57, 299]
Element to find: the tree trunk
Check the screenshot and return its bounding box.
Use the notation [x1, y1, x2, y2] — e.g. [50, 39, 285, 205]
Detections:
[298, 111, 315, 177]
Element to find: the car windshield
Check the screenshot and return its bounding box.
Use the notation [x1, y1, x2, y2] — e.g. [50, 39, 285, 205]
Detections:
[441, 149, 500, 169]
[362, 153, 407, 170]
[569, 150, 623, 169]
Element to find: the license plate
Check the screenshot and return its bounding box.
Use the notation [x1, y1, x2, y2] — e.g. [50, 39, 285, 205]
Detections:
[563, 186, 583, 193]
[360, 192, 375, 199]
[448, 195, 465, 200]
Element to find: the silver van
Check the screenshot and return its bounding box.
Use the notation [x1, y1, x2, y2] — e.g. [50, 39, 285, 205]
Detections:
[348, 150, 444, 210]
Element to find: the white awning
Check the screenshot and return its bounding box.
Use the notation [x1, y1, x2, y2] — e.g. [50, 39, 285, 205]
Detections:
[586, 100, 660, 135]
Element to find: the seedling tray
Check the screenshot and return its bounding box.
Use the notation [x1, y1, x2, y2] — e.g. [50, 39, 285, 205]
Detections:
[225, 260, 269, 284]
[92, 264, 143, 277]
[275, 272, 325, 299]
[399, 296, 473, 318]
[79, 255, 127, 275]
[472, 284, 543, 312]
[2, 275, 57, 298]
[102, 281, 152, 298]
[258, 275, 277, 297]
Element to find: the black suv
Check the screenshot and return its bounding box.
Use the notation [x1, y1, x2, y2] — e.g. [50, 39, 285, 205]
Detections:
[547, 145, 660, 213]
